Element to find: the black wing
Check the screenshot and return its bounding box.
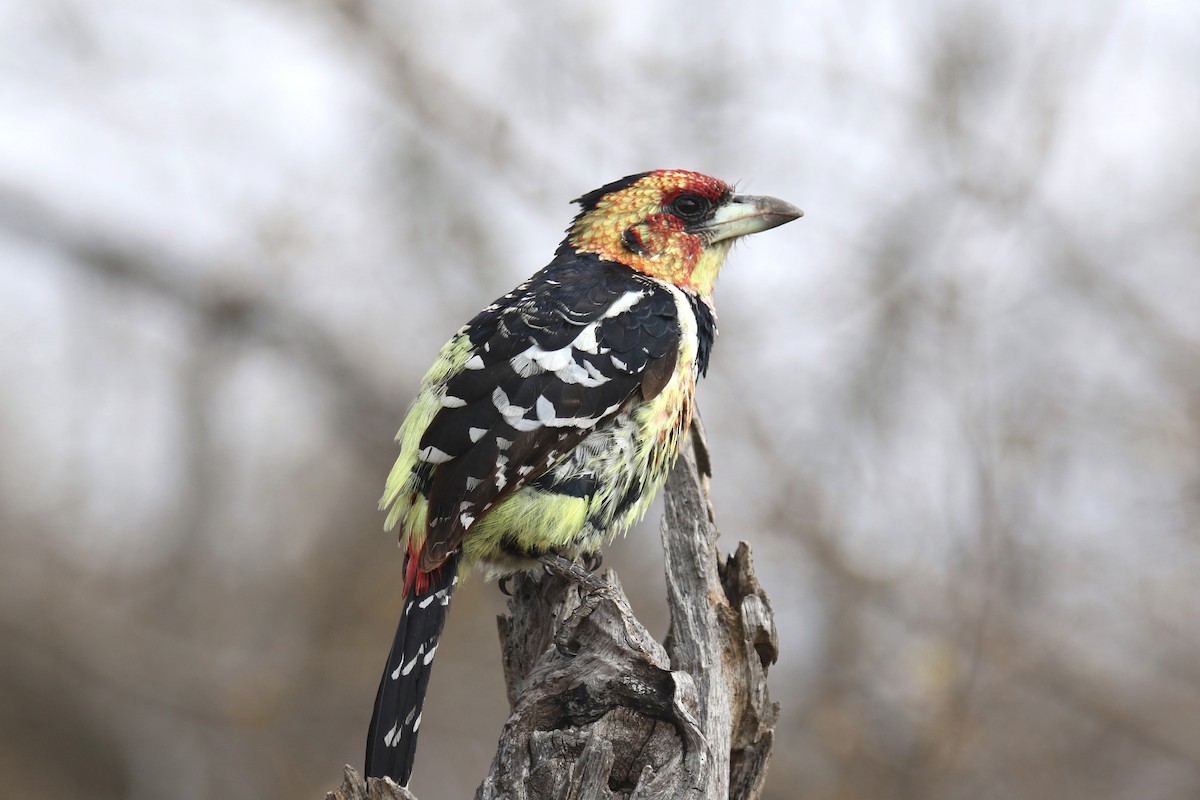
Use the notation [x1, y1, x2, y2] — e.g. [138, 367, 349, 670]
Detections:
[414, 253, 680, 569]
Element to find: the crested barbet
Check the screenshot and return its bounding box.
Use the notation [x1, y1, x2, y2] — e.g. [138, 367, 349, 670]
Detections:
[365, 170, 802, 786]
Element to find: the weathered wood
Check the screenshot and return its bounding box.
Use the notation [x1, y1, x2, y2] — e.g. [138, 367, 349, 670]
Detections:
[331, 417, 779, 798]
[326, 765, 417, 800]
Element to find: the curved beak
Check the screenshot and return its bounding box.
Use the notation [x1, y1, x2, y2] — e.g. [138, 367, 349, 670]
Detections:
[703, 194, 804, 243]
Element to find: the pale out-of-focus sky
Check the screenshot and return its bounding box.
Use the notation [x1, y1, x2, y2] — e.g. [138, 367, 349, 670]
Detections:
[2, 2, 1198, 799]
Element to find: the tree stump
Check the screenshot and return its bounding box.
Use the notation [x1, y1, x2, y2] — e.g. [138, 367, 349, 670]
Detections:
[330, 418, 779, 799]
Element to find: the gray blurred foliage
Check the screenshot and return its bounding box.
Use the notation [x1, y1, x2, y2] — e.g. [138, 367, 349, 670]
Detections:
[1, 0, 1198, 798]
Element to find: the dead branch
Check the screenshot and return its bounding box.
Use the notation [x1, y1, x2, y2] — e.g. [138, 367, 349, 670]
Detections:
[331, 417, 779, 799]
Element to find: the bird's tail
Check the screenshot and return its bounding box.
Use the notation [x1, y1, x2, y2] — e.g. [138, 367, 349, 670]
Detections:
[365, 546, 462, 787]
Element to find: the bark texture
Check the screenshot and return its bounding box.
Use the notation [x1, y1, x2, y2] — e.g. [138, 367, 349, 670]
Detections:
[331, 419, 779, 799]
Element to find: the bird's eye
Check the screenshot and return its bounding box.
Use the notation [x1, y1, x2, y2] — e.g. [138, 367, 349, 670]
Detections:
[669, 192, 712, 223]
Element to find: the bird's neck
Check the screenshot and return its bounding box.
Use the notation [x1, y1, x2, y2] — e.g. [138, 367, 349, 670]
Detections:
[562, 235, 732, 297]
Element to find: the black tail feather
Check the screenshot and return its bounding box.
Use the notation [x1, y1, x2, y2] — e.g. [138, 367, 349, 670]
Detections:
[365, 550, 462, 786]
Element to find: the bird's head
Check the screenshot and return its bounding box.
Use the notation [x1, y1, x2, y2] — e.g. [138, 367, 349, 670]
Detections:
[562, 169, 802, 296]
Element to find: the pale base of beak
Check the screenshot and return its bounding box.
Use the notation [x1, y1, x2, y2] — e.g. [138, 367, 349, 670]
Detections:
[704, 194, 804, 243]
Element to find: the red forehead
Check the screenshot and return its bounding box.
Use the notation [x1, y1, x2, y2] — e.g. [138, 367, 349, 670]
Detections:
[648, 170, 732, 202]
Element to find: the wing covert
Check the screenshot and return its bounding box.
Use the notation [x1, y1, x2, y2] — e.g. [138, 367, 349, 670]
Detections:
[413, 255, 681, 569]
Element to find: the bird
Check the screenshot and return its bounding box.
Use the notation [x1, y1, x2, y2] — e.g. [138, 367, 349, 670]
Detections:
[365, 169, 802, 787]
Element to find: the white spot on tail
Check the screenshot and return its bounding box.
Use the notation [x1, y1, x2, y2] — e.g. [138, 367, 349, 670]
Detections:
[401, 645, 425, 676]
[468, 426, 487, 442]
[441, 395, 466, 408]
[384, 723, 400, 747]
[464, 354, 485, 370]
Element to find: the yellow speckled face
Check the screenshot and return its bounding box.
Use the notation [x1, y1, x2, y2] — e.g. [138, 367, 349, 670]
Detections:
[566, 170, 735, 296]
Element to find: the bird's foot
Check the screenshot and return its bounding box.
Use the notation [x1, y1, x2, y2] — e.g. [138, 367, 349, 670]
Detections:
[580, 551, 603, 572]
[538, 553, 609, 593]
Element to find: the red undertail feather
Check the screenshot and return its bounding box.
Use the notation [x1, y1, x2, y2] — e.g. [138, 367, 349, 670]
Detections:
[403, 540, 431, 596]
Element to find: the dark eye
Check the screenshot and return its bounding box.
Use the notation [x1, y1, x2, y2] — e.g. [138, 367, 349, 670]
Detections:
[669, 192, 712, 223]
